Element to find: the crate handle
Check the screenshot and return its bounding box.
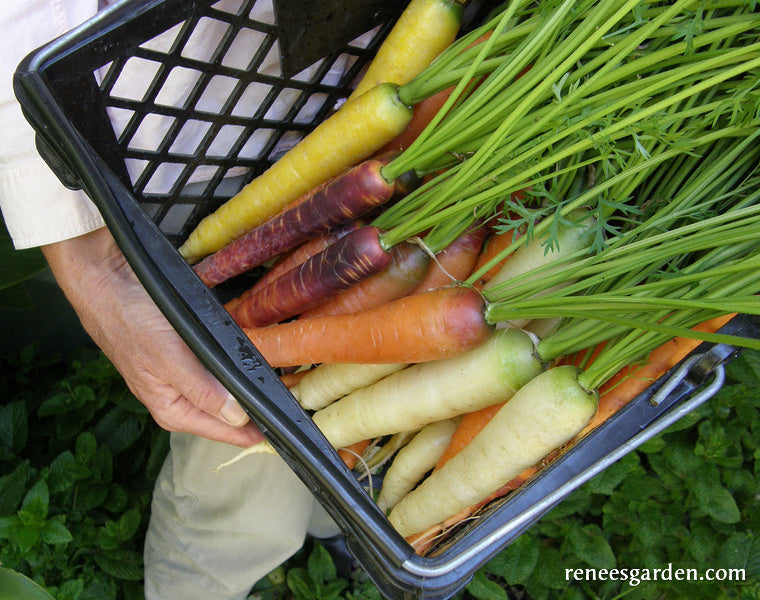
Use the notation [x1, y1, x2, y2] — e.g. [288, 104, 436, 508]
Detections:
[34, 133, 83, 191]
[649, 342, 735, 406]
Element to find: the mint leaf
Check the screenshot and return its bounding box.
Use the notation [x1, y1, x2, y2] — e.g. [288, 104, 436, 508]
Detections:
[695, 421, 743, 468]
[81, 570, 118, 600]
[37, 392, 76, 418]
[686, 521, 721, 563]
[80, 484, 110, 512]
[76, 432, 98, 464]
[665, 439, 702, 481]
[40, 518, 73, 545]
[489, 533, 539, 584]
[145, 429, 170, 481]
[587, 453, 640, 495]
[58, 579, 85, 600]
[48, 451, 90, 494]
[741, 349, 760, 383]
[0, 401, 28, 456]
[0, 461, 30, 515]
[726, 350, 760, 387]
[307, 542, 336, 584]
[0, 515, 22, 541]
[21, 479, 49, 522]
[287, 567, 316, 600]
[466, 571, 510, 600]
[567, 524, 616, 570]
[534, 546, 569, 590]
[94, 550, 143, 581]
[692, 475, 741, 524]
[102, 484, 128, 514]
[93, 408, 145, 455]
[320, 579, 348, 600]
[718, 533, 760, 580]
[118, 509, 141, 540]
[16, 523, 41, 552]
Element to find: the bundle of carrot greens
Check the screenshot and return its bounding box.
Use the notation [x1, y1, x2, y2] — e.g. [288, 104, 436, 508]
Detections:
[189, 0, 760, 548]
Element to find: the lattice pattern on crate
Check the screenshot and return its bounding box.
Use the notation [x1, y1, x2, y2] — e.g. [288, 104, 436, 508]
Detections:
[96, 0, 395, 244]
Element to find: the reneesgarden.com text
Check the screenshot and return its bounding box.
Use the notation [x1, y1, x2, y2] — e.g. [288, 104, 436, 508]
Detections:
[565, 564, 745, 587]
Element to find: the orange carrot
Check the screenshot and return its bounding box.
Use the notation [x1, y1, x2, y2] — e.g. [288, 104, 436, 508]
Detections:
[338, 439, 372, 470]
[434, 403, 503, 471]
[300, 241, 430, 318]
[576, 313, 736, 438]
[377, 32, 495, 156]
[472, 222, 523, 289]
[280, 369, 310, 389]
[244, 287, 493, 367]
[409, 222, 488, 294]
[378, 87, 455, 155]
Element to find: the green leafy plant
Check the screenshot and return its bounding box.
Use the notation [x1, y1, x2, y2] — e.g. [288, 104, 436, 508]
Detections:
[0, 345, 169, 600]
[249, 540, 383, 600]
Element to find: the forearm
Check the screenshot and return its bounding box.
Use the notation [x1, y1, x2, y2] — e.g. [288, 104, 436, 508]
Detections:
[42, 226, 130, 337]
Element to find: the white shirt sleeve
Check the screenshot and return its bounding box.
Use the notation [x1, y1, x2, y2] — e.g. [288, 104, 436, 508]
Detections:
[0, 0, 103, 249]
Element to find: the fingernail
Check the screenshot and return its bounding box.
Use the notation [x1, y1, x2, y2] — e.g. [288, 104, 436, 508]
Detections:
[220, 395, 249, 427]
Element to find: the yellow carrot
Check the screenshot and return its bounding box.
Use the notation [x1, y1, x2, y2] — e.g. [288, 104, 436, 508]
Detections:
[179, 83, 413, 262]
[349, 0, 464, 101]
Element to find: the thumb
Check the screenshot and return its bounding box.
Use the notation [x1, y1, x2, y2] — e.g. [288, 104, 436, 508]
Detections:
[172, 347, 251, 427]
[218, 392, 250, 427]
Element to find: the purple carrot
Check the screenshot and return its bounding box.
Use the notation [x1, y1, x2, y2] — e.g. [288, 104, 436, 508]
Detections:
[194, 159, 396, 287]
[300, 241, 431, 318]
[229, 226, 391, 328]
[226, 221, 362, 312]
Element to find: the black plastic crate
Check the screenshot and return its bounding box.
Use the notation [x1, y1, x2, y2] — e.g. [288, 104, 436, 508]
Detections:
[14, 1, 760, 597]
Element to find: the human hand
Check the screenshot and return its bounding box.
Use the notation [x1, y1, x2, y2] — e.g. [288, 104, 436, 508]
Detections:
[42, 227, 263, 448]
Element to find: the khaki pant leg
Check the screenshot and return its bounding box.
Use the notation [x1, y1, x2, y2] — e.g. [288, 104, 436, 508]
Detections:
[143, 432, 323, 600]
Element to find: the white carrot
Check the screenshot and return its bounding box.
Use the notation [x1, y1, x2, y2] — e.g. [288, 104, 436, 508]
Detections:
[376, 419, 458, 513]
[312, 327, 543, 449]
[481, 209, 596, 329]
[291, 362, 408, 411]
[388, 365, 597, 537]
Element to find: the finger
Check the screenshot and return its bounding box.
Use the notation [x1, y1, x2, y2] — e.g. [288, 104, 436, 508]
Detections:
[166, 344, 252, 428]
[154, 401, 265, 448]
